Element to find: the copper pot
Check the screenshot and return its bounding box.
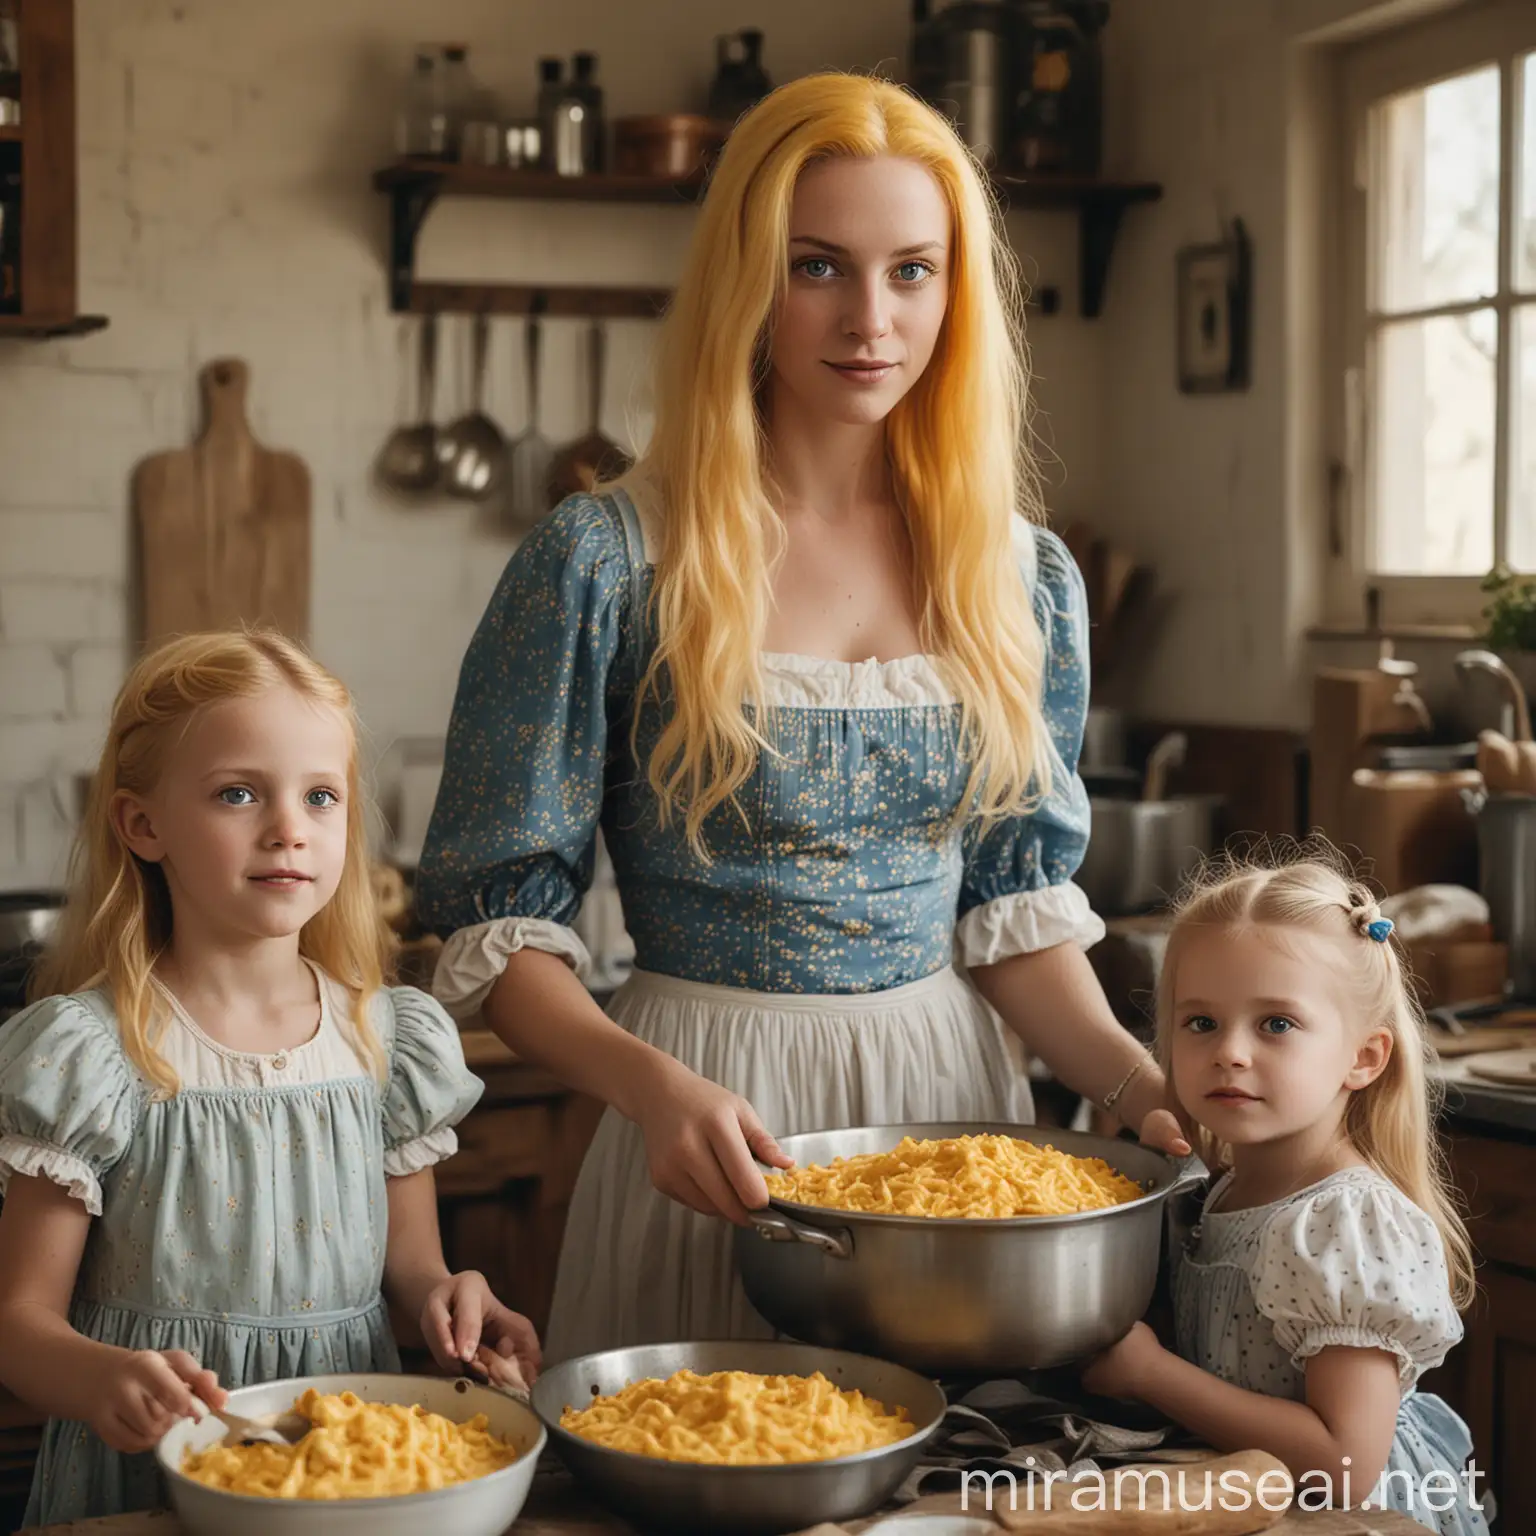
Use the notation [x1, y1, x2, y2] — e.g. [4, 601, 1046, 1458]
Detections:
[612, 114, 726, 179]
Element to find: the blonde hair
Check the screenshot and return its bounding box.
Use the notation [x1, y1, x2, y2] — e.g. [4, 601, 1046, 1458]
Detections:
[1154, 840, 1476, 1308]
[630, 71, 1050, 851]
[33, 630, 393, 1098]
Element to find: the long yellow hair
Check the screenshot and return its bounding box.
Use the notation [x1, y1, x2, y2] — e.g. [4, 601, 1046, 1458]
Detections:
[632, 71, 1050, 851]
[32, 630, 393, 1098]
[1153, 842, 1476, 1309]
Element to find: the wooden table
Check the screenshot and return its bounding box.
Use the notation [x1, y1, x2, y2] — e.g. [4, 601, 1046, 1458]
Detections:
[13, 1468, 1441, 1534]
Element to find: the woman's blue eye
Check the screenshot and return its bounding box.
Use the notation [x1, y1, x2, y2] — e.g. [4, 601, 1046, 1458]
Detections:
[306, 788, 340, 808]
[797, 257, 835, 280]
[218, 787, 254, 806]
[895, 261, 932, 283]
[1261, 1016, 1297, 1035]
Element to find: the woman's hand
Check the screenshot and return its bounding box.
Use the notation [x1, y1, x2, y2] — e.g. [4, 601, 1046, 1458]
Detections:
[421, 1271, 542, 1391]
[1136, 1106, 1192, 1158]
[632, 1058, 793, 1225]
[86, 1348, 226, 1453]
[1081, 1321, 1165, 1402]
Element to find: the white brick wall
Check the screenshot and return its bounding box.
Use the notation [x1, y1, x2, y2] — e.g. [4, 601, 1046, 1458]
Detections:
[0, 0, 1097, 890]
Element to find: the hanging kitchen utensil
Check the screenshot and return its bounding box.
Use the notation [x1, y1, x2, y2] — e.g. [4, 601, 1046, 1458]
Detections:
[376, 314, 441, 495]
[546, 319, 632, 507]
[134, 359, 311, 646]
[507, 312, 554, 531]
[1141, 730, 1188, 802]
[436, 312, 507, 501]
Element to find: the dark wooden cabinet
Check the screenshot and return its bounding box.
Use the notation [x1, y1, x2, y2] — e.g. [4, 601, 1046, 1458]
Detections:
[1419, 1127, 1536, 1530]
[430, 1035, 604, 1341]
[0, 0, 105, 336]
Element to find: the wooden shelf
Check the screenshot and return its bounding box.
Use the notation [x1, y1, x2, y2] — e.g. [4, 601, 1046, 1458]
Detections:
[372, 159, 706, 205]
[0, 125, 21, 142]
[409, 281, 670, 320]
[371, 158, 1162, 319]
[0, 311, 107, 337]
[993, 175, 1162, 317]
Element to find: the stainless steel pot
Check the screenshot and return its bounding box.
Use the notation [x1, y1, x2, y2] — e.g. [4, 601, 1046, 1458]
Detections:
[735, 1123, 1203, 1374]
[0, 891, 63, 953]
[531, 1340, 946, 1535]
[1465, 788, 1536, 997]
[1080, 706, 1127, 771]
[1076, 794, 1223, 916]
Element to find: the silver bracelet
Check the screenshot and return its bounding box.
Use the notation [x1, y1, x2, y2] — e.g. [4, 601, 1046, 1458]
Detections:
[1101, 1053, 1151, 1114]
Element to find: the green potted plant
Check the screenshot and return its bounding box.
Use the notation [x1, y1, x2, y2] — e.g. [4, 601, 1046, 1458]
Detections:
[1481, 563, 1536, 704]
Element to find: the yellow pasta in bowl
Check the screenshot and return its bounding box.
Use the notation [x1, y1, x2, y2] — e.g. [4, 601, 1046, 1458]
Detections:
[157, 1373, 544, 1536]
[181, 1388, 519, 1499]
[558, 1368, 914, 1465]
[764, 1133, 1143, 1218]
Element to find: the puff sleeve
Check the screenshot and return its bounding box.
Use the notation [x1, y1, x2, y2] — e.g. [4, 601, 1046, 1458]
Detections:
[1254, 1176, 1464, 1391]
[415, 494, 638, 1017]
[0, 994, 141, 1217]
[379, 987, 485, 1178]
[955, 523, 1106, 966]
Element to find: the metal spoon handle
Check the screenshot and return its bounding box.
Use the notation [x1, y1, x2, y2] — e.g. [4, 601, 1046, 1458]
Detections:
[417, 314, 438, 424]
[471, 312, 490, 412]
[524, 316, 542, 433]
[588, 320, 604, 434]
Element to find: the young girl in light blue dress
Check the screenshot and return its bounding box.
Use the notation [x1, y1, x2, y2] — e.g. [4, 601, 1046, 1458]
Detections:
[0, 630, 539, 1525]
[1082, 852, 1489, 1536]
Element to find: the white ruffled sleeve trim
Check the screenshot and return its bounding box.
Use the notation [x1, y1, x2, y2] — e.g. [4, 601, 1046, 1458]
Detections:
[432, 917, 593, 1019]
[0, 1133, 103, 1216]
[382, 1125, 460, 1179]
[1286, 1323, 1420, 1389]
[956, 882, 1106, 967]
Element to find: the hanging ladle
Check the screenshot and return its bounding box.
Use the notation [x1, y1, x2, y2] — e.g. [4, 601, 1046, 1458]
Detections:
[376, 314, 442, 495]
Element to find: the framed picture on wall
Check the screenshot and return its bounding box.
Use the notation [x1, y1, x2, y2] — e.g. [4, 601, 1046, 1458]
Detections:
[1176, 218, 1251, 393]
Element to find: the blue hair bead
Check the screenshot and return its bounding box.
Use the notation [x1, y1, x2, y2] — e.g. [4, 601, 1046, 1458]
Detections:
[1366, 917, 1394, 943]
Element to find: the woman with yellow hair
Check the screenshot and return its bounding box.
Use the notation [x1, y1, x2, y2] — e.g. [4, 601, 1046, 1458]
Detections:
[417, 71, 1185, 1360]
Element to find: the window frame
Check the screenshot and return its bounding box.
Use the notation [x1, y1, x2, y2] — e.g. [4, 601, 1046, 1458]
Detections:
[1332, 0, 1536, 628]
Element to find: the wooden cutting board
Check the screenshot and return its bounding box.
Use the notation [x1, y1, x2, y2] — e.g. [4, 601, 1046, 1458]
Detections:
[133, 358, 310, 647]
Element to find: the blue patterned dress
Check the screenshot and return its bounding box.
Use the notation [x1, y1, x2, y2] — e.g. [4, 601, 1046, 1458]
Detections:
[0, 968, 482, 1525]
[415, 480, 1103, 1359]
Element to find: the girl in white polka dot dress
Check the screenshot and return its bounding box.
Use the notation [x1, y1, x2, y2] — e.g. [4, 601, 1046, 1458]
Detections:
[1082, 850, 1490, 1535]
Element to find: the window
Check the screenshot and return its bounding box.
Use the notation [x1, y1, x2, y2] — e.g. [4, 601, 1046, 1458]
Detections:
[1337, 0, 1536, 623]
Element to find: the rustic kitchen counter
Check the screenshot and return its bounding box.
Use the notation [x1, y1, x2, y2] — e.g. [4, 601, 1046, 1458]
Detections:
[14, 1465, 1438, 1534]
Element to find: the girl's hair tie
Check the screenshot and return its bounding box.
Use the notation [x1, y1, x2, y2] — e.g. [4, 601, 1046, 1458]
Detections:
[1346, 894, 1394, 943]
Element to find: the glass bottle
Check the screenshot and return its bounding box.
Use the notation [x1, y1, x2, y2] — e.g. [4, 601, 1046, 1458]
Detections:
[394, 50, 438, 159]
[570, 52, 605, 173]
[438, 45, 472, 161]
[536, 56, 564, 171]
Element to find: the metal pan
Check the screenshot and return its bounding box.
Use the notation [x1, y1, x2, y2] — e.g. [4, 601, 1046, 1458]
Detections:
[531, 1339, 946, 1535]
